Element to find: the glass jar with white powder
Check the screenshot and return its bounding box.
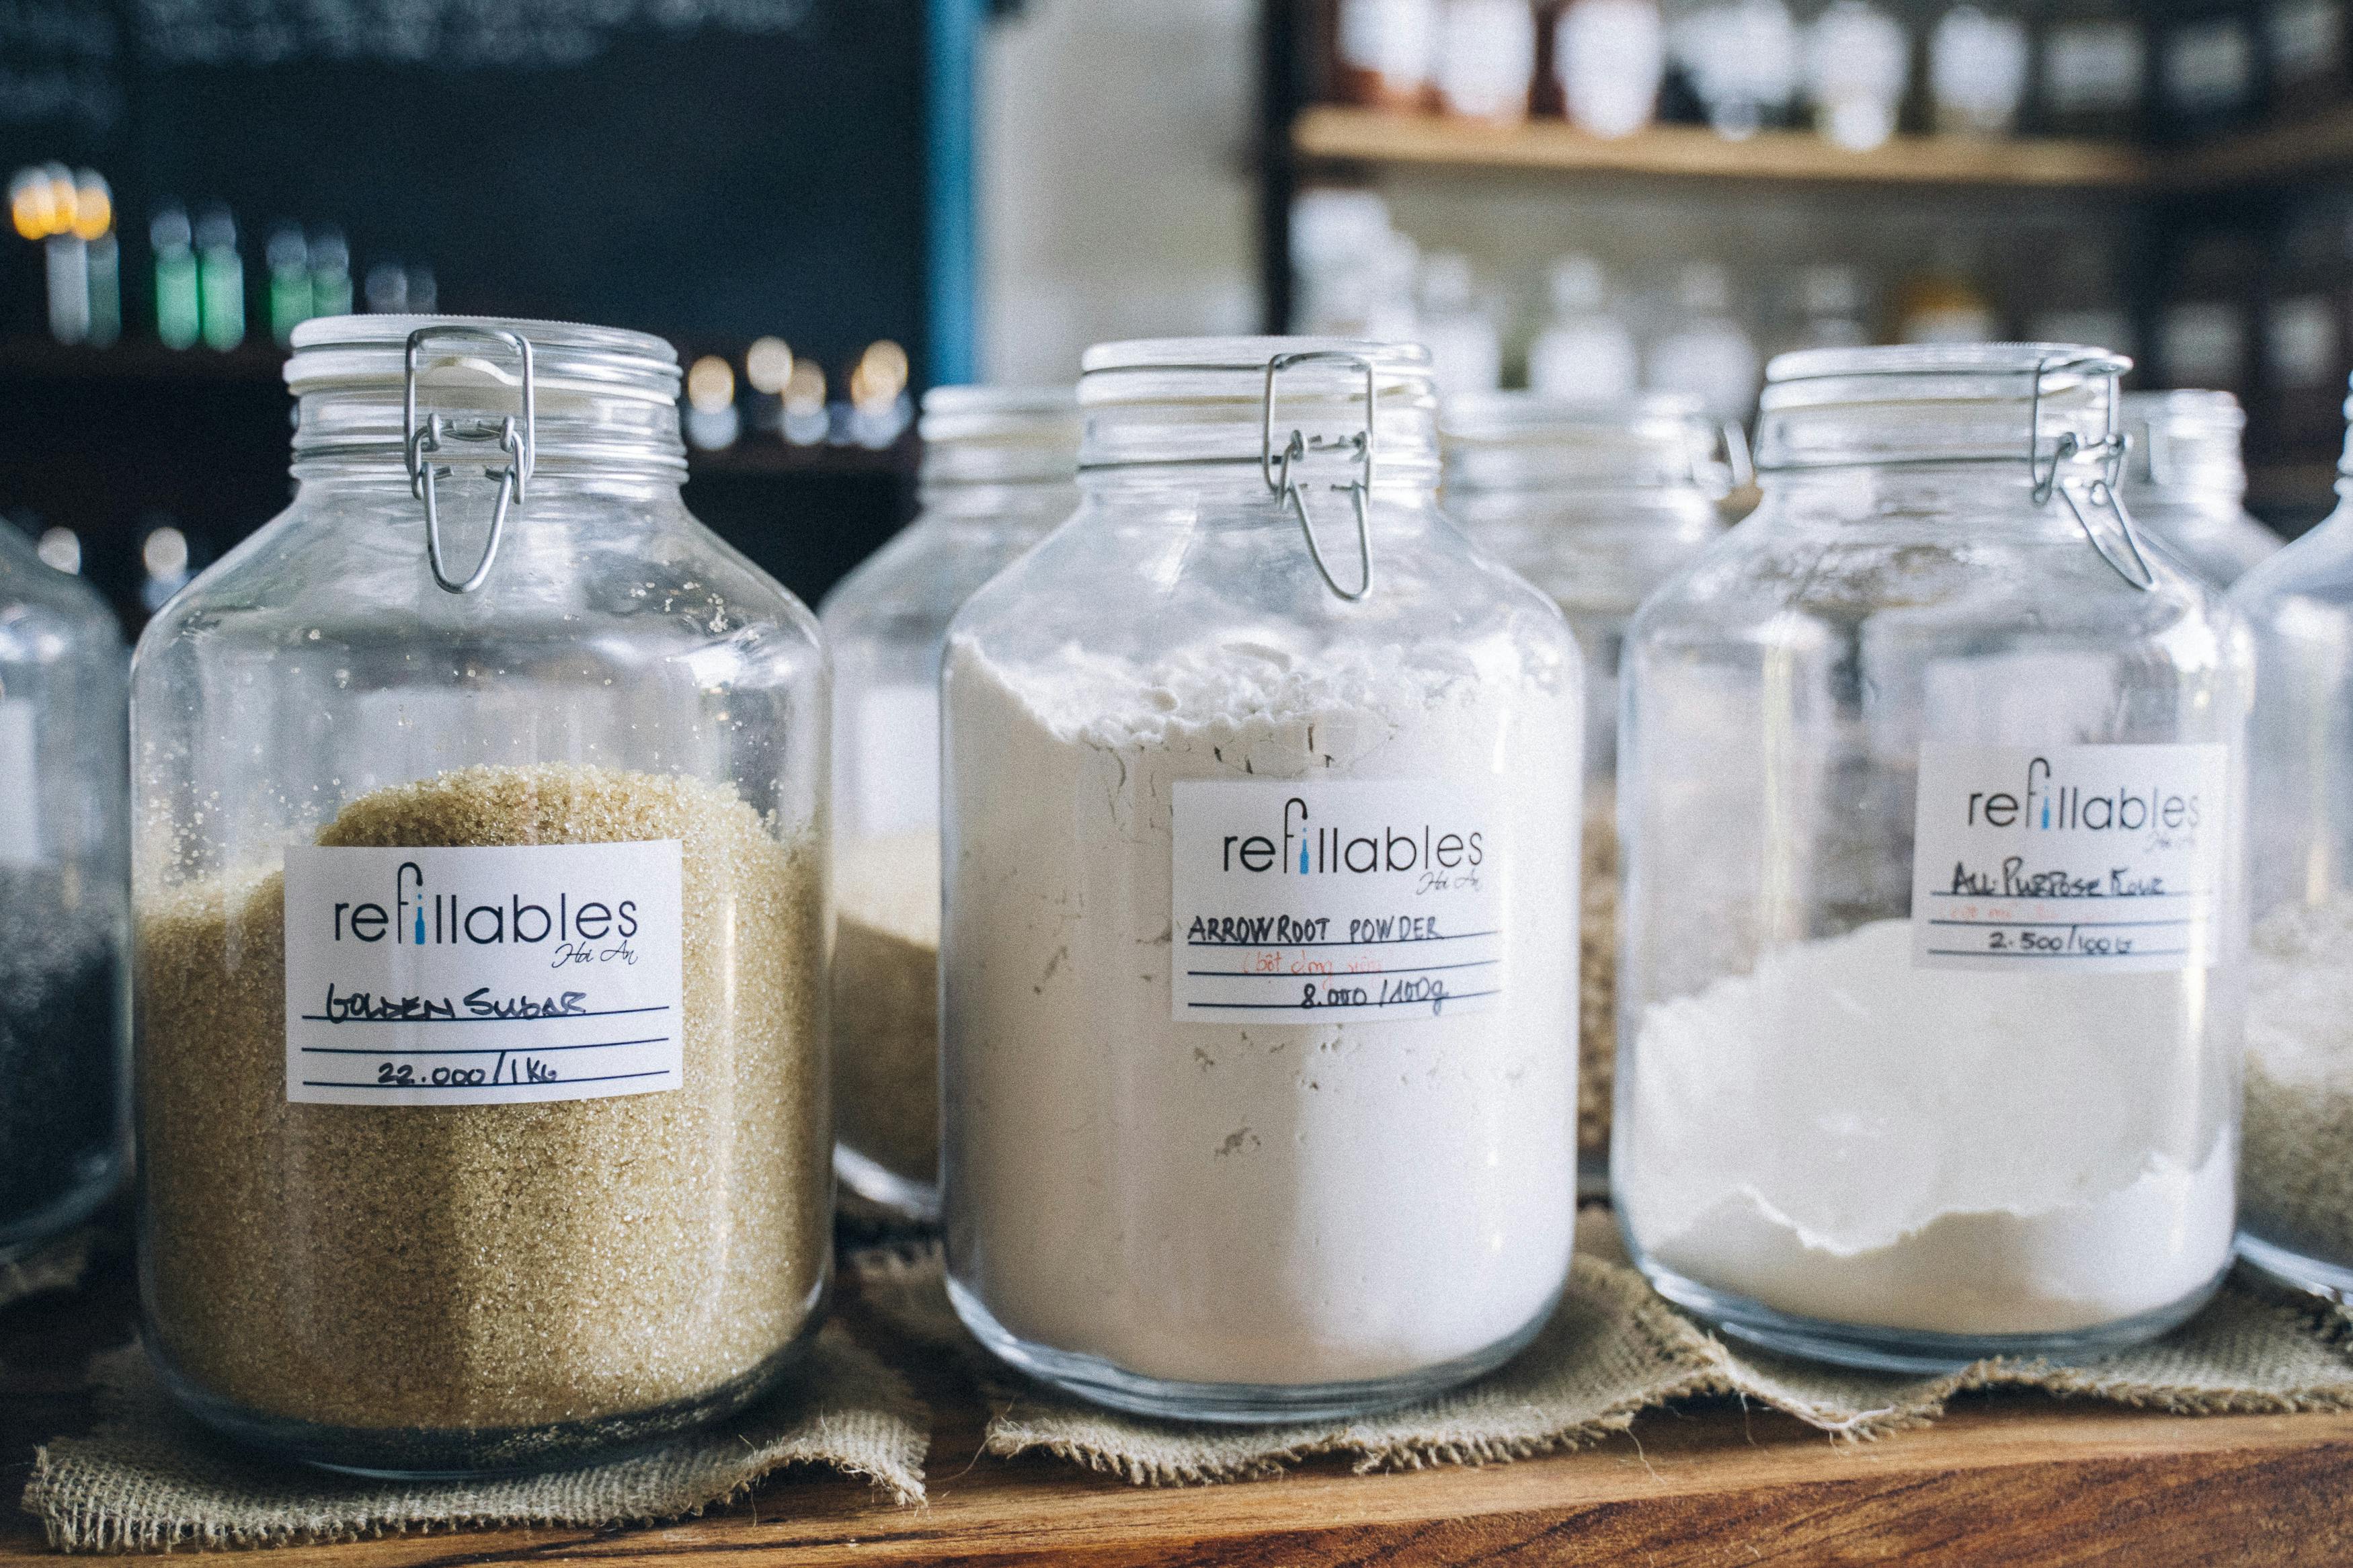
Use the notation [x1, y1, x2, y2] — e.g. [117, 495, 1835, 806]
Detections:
[821, 386, 1078, 1221]
[2116, 390, 2279, 589]
[1616, 343, 2249, 1372]
[1441, 390, 1732, 1191]
[941, 337, 1583, 1421]
[2232, 401, 2353, 1301]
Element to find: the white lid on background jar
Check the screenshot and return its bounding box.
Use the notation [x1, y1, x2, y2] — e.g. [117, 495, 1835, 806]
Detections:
[918, 384, 1082, 490]
[1076, 335, 1439, 483]
[2118, 389, 2246, 497]
[1442, 390, 1733, 496]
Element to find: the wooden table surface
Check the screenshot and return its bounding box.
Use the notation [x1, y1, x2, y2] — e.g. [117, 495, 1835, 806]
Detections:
[6, 1236, 2353, 1566]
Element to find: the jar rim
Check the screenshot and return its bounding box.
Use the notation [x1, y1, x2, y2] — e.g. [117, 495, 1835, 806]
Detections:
[1441, 389, 1709, 437]
[1767, 341, 2132, 392]
[285, 315, 681, 403]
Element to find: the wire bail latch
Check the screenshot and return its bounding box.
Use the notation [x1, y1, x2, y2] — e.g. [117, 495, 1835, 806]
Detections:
[2028, 350, 2153, 593]
[403, 325, 537, 595]
[1261, 349, 1378, 603]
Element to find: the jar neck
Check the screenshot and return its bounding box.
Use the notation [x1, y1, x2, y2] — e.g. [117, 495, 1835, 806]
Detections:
[289, 385, 688, 487]
[1078, 465, 1438, 507]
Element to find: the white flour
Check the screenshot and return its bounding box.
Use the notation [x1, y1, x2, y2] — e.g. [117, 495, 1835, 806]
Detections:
[943, 633, 1579, 1387]
[833, 831, 943, 1190]
[2242, 895, 2353, 1264]
[1620, 918, 2235, 1335]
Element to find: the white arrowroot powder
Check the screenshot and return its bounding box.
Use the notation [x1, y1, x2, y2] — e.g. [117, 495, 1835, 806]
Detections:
[2242, 895, 2353, 1266]
[943, 633, 1580, 1388]
[1620, 918, 2235, 1336]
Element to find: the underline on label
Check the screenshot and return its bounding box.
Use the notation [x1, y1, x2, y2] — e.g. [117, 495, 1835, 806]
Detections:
[1925, 917, 2194, 930]
[1922, 890, 2200, 901]
[298, 1070, 677, 1089]
[1184, 958, 1501, 978]
[1925, 948, 2190, 959]
[1183, 931, 1500, 948]
[297, 1036, 670, 1057]
[1182, 989, 1505, 1010]
[296, 1005, 672, 1025]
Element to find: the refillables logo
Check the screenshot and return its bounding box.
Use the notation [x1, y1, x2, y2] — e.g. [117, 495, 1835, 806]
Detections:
[1962, 756, 2204, 834]
[1215, 795, 1486, 877]
[328, 861, 642, 947]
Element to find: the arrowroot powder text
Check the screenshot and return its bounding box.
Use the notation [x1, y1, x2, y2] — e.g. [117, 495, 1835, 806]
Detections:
[943, 634, 1579, 1389]
[1620, 919, 2235, 1335]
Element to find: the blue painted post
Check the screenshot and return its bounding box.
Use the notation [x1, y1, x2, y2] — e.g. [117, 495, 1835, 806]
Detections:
[927, 0, 980, 388]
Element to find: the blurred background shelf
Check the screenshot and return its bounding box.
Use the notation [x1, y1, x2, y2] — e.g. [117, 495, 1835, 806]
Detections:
[1292, 105, 2153, 189]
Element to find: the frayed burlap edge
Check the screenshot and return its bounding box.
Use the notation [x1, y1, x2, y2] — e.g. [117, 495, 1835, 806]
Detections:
[24, 1323, 928, 1553]
[852, 1210, 2353, 1487]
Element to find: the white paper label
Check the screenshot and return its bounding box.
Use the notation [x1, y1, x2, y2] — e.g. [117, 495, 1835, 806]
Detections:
[2045, 24, 2143, 112]
[283, 841, 684, 1106]
[1910, 743, 2228, 974]
[1170, 778, 1505, 1024]
[0, 701, 36, 865]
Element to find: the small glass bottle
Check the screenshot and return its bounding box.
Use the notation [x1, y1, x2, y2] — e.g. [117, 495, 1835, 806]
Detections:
[1804, 0, 1911, 151]
[942, 338, 1581, 1421]
[1335, 0, 1440, 110]
[1553, 0, 1666, 136]
[1528, 255, 1642, 404]
[0, 520, 128, 1260]
[822, 386, 1079, 1223]
[1616, 344, 2248, 1372]
[1930, 3, 2032, 135]
[1435, 0, 1539, 121]
[2153, 0, 2260, 142]
[1673, 0, 1801, 138]
[1441, 390, 1732, 1191]
[2266, 0, 2350, 121]
[133, 317, 832, 1475]
[2117, 390, 2280, 589]
[2030, 0, 2150, 137]
[1647, 261, 1761, 421]
[2233, 400, 2353, 1299]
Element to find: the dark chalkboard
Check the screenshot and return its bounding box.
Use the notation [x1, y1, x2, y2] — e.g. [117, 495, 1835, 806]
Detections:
[0, 0, 936, 372]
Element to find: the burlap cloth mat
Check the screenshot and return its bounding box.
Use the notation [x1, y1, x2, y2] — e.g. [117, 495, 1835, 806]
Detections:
[23, 1322, 927, 1553]
[852, 1206, 2353, 1487]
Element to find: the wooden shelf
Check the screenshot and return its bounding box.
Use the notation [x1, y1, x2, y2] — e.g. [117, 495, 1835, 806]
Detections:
[1292, 104, 2152, 189]
[2165, 103, 2353, 190]
[1293, 102, 2353, 193]
[8, 1239, 2353, 1566]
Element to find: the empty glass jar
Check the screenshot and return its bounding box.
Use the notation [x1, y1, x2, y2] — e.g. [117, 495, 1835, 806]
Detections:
[1616, 344, 2248, 1371]
[941, 338, 1581, 1421]
[0, 522, 127, 1259]
[822, 385, 1078, 1221]
[2117, 390, 2279, 588]
[1441, 390, 1733, 1190]
[2233, 397, 2353, 1301]
[132, 317, 832, 1474]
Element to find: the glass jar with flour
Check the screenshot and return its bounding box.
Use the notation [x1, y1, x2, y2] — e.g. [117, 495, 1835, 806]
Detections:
[2115, 390, 2278, 589]
[132, 318, 832, 1473]
[0, 522, 128, 1259]
[1616, 343, 2249, 1371]
[822, 385, 1078, 1221]
[1442, 390, 1733, 1192]
[941, 337, 1583, 1421]
[2232, 398, 2353, 1300]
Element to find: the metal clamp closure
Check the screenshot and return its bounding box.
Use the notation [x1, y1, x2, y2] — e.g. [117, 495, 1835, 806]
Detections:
[403, 325, 536, 595]
[2028, 350, 2152, 593]
[1262, 349, 1376, 603]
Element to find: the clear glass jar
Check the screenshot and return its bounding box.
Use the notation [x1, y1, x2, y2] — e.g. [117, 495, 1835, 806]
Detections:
[1441, 390, 1731, 1192]
[2231, 405, 2353, 1300]
[1616, 344, 2248, 1372]
[941, 338, 1582, 1421]
[822, 386, 1078, 1221]
[132, 317, 832, 1475]
[0, 522, 128, 1257]
[2118, 390, 2279, 589]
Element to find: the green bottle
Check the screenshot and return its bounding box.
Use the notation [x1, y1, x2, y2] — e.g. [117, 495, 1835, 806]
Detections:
[150, 204, 199, 351]
[194, 205, 243, 352]
[266, 224, 311, 346]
